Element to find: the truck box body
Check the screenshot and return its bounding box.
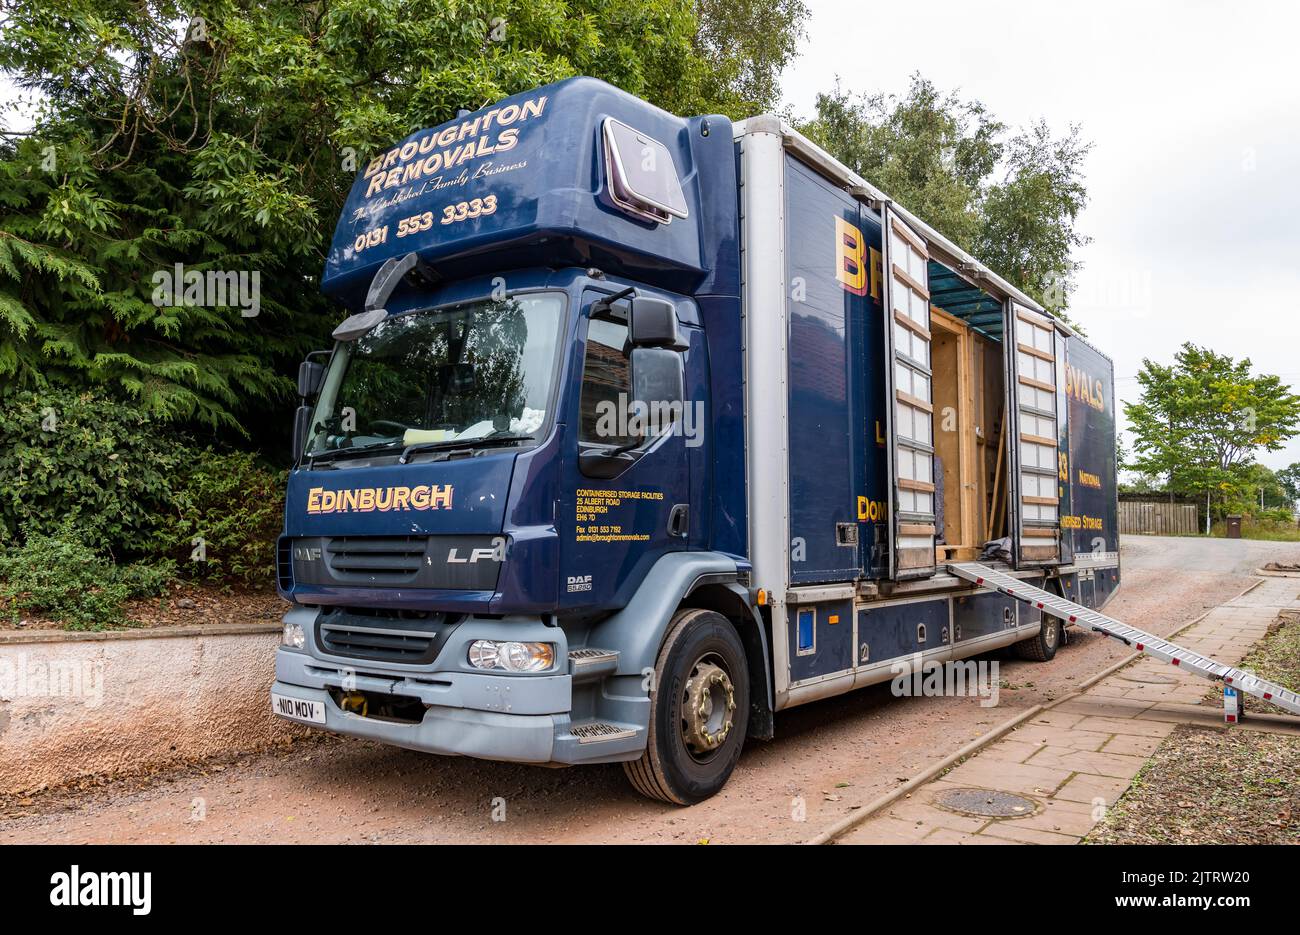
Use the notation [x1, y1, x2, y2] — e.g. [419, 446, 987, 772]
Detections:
[271, 77, 1119, 799]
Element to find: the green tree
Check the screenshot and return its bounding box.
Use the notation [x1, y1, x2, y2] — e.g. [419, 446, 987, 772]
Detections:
[1123, 358, 1200, 500]
[1231, 463, 1287, 514]
[1124, 343, 1300, 519]
[692, 0, 809, 117]
[799, 75, 1091, 319]
[1276, 462, 1300, 507]
[0, 0, 807, 435]
[975, 120, 1090, 318]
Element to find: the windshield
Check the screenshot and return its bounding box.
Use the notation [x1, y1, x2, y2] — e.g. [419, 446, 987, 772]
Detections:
[304, 292, 565, 459]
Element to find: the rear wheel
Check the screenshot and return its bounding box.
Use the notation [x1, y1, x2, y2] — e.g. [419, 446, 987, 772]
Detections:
[1015, 615, 1062, 662]
[623, 609, 750, 805]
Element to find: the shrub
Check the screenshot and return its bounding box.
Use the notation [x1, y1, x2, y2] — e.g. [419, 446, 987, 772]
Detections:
[0, 387, 286, 608]
[161, 450, 287, 587]
[0, 524, 174, 630]
[0, 388, 186, 557]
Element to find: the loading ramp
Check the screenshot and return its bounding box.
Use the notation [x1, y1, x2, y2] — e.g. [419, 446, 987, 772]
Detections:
[947, 562, 1300, 721]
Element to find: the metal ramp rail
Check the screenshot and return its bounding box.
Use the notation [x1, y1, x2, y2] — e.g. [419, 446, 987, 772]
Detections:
[947, 562, 1300, 722]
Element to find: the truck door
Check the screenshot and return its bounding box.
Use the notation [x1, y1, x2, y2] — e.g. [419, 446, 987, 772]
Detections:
[1006, 301, 1064, 566]
[881, 210, 937, 580]
[559, 288, 692, 608]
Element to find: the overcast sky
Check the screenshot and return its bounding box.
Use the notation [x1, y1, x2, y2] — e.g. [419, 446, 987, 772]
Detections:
[781, 0, 1300, 470]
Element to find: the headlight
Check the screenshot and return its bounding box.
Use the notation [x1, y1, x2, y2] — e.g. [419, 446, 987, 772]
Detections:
[281, 622, 306, 650]
[467, 640, 556, 672]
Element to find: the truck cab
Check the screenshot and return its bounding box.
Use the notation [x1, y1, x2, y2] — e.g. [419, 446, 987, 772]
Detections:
[273, 78, 762, 803]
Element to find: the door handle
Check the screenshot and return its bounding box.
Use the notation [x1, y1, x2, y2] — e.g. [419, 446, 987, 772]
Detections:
[668, 503, 689, 538]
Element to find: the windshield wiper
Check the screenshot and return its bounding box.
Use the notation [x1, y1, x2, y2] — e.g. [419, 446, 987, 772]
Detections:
[306, 439, 402, 466]
[398, 433, 534, 464]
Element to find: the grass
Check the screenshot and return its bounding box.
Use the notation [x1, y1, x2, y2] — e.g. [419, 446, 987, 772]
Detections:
[1084, 725, 1300, 844]
[1209, 518, 1300, 542]
[1087, 609, 1300, 844]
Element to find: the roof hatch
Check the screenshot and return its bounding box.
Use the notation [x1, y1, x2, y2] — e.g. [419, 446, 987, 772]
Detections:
[602, 116, 689, 224]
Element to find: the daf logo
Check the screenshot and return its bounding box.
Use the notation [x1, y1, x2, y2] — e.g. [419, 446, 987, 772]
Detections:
[447, 536, 506, 564]
[293, 546, 323, 562]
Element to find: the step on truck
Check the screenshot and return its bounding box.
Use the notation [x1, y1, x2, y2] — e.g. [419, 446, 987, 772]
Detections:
[271, 77, 1121, 804]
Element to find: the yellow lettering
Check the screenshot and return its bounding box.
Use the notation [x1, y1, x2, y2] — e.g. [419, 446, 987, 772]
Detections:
[856, 496, 887, 522]
[835, 217, 867, 295]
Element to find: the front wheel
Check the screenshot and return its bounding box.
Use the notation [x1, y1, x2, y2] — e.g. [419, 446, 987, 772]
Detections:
[623, 609, 750, 805]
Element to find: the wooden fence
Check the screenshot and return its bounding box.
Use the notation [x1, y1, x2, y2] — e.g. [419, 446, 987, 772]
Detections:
[1119, 499, 1200, 536]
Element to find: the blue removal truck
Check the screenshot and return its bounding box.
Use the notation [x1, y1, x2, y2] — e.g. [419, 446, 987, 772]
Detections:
[271, 77, 1120, 804]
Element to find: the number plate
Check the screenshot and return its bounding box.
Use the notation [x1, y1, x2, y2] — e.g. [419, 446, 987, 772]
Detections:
[271, 693, 326, 724]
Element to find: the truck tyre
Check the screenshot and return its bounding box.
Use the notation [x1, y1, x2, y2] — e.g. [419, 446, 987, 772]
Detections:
[1015, 616, 1062, 662]
[623, 608, 750, 805]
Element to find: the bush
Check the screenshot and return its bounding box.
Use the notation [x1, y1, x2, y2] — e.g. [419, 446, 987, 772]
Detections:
[0, 524, 174, 630]
[0, 388, 186, 557]
[0, 387, 286, 588]
[159, 450, 286, 587]
[1257, 507, 1295, 525]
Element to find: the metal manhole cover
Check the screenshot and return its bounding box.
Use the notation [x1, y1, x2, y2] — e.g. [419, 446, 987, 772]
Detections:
[934, 788, 1038, 818]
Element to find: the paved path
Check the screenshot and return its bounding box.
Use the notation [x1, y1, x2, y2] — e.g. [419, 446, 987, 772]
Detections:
[838, 574, 1300, 844]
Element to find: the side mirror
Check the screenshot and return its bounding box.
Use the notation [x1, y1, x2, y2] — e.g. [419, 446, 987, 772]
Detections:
[630, 347, 684, 435]
[630, 297, 686, 350]
[298, 359, 325, 399]
[292, 404, 313, 461]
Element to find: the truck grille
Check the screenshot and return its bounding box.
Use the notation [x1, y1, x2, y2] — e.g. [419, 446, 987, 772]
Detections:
[325, 536, 426, 583]
[315, 609, 456, 664]
[290, 534, 504, 590]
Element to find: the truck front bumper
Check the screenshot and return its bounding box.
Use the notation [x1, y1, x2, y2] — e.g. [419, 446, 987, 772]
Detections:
[271, 608, 645, 764]
[271, 676, 561, 763]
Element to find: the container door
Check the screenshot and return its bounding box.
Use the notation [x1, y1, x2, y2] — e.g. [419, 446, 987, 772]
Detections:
[1006, 301, 1063, 566]
[881, 210, 937, 579]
